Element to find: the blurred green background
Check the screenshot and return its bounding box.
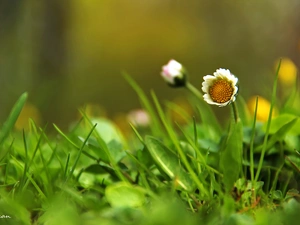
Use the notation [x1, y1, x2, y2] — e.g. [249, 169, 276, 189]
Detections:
[1, 0, 300, 129]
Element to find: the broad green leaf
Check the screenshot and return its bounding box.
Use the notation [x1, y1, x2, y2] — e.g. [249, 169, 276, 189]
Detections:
[107, 139, 126, 163]
[145, 136, 195, 192]
[220, 120, 243, 193]
[105, 182, 146, 208]
[137, 147, 153, 168]
[0, 92, 27, 147]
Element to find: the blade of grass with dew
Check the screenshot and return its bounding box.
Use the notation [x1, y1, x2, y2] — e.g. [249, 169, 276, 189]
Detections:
[255, 59, 281, 182]
[0, 92, 27, 147]
[220, 118, 243, 193]
[123, 72, 164, 137]
[151, 91, 208, 196]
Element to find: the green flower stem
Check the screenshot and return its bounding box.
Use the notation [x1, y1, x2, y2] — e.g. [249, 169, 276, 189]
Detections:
[231, 101, 239, 123]
[185, 82, 203, 100]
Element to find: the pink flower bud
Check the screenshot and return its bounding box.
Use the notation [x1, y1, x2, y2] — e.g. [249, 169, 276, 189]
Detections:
[161, 59, 187, 87]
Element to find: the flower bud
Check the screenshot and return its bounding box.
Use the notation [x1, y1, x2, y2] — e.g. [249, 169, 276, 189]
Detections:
[161, 59, 187, 87]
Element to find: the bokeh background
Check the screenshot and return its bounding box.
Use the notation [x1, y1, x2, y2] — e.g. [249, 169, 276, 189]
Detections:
[1, 0, 300, 130]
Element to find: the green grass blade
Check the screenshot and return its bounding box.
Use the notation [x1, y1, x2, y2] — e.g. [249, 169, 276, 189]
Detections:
[255, 59, 281, 182]
[79, 110, 128, 183]
[67, 123, 97, 181]
[53, 124, 79, 149]
[123, 72, 163, 136]
[151, 91, 208, 196]
[64, 153, 71, 179]
[250, 96, 258, 187]
[0, 92, 28, 147]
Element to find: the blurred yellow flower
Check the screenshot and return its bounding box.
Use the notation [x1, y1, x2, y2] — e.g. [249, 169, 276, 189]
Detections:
[247, 96, 278, 122]
[275, 57, 298, 86]
[15, 103, 42, 131]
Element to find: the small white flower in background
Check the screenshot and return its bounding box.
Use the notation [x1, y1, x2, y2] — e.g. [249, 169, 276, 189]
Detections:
[202, 68, 238, 107]
[161, 59, 187, 87]
[127, 109, 150, 127]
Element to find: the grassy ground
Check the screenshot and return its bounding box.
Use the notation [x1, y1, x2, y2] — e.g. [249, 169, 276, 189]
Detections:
[0, 66, 299, 225]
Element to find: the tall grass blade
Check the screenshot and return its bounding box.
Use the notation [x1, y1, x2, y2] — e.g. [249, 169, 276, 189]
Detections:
[0, 92, 28, 147]
[123, 72, 163, 136]
[255, 59, 281, 182]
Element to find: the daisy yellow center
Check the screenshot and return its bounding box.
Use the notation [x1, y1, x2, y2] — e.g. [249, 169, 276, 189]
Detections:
[209, 80, 234, 103]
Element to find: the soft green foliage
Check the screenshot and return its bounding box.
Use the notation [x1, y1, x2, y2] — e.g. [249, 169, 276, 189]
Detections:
[0, 70, 300, 225]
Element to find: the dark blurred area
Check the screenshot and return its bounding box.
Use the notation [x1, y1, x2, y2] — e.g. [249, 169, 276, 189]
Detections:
[1, 0, 300, 129]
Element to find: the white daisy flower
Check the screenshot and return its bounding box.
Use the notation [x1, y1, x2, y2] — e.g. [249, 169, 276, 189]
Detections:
[202, 68, 238, 107]
[161, 59, 187, 87]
